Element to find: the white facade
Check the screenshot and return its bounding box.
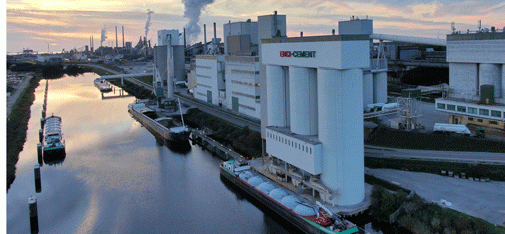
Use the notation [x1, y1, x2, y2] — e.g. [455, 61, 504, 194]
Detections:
[223, 21, 259, 55]
[157, 30, 180, 46]
[262, 35, 369, 207]
[194, 55, 225, 104]
[225, 56, 261, 118]
[436, 32, 505, 128]
[37, 54, 63, 63]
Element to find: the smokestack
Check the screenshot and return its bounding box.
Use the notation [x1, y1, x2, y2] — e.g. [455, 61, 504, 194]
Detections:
[332, 29, 335, 35]
[204, 24, 207, 53]
[91, 35, 93, 52]
[184, 28, 187, 48]
[300, 31, 303, 37]
[115, 26, 118, 51]
[213, 22, 216, 41]
[122, 26, 125, 48]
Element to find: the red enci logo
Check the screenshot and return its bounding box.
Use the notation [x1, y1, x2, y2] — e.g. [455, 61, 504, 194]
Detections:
[280, 51, 291, 57]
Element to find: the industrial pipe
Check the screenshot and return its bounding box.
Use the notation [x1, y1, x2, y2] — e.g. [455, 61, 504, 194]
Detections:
[370, 33, 446, 46]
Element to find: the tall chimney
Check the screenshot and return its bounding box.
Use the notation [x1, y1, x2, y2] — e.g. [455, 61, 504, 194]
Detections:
[332, 29, 335, 35]
[213, 22, 217, 41]
[204, 24, 207, 53]
[122, 26, 125, 48]
[183, 28, 187, 48]
[115, 26, 118, 51]
[91, 35, 93, 52]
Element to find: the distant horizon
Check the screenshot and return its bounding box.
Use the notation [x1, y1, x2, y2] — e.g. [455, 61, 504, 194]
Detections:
[6, 0, 505, 54]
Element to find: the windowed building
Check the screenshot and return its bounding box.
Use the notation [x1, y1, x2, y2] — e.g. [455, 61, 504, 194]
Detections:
[435, 31, 505, 130]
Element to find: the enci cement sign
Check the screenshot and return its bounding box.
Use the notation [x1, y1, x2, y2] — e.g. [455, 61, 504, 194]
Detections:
[280, 51, 316, 58]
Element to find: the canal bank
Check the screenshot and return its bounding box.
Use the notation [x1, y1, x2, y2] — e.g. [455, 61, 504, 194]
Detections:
[7, 73, 292, 234]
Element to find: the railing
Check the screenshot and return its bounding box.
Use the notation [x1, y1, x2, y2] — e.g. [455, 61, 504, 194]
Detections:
[369, 58, 388, 71]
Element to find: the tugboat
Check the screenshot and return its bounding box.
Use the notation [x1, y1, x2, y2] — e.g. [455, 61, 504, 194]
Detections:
[43, 115, 66, 163]
[94, 78, 112, 92]
[220, 159, 359, 234]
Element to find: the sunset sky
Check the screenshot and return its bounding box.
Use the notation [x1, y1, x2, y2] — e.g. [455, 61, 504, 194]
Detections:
[5, 0, 505, 54]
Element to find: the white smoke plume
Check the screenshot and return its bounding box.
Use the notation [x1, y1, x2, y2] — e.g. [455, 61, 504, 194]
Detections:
[145, 9, 154, 38]
[182, 0, 214, 44]
[100, 26, 107, 46]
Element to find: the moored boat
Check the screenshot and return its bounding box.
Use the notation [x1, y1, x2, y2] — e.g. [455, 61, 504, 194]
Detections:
[128, 101, 190, 150]
[94, 78, 112, 92]
[220, 159, 359, 234]
[43, 115, 66, 158]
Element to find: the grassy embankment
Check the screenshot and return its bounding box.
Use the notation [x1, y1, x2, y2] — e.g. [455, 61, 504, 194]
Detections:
[370, 186, 505, 234]
[7, 75, 41, 190]
[366, 126, 505, 153]
[132, 75, 153, 85]
[181, 108, 262, 159]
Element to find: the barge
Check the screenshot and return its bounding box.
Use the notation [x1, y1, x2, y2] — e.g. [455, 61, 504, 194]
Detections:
[220, 159, 359, 234]
[94, 78, 112, 92]
[43, 115, 66, 160]
[128, 101, 190, 151]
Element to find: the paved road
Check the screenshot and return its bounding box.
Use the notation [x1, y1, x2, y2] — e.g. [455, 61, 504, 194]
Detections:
[367, 168, 505, 226]
[85, 63, 504, 164]
[365, 145, 505, 165]
[6, 75, 34, 117]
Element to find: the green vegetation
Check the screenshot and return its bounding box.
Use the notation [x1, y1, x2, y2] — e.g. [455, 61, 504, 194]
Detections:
[133, 75, 153, 85]
[87, 66, 114, 76]
[370, 186, 505, 234]
[7, 75, 41, 190]
[370, 186, 409, 222]
[108, 79, 155, 100]
[182, 108, 262, 159]
[9, 62, 91, 78]
[365, 157, 505, 182]
[366, 126, 505, 153]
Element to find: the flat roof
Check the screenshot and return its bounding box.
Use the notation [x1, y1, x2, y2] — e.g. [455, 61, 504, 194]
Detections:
[447, 32, 505, 41]
[261, 34, 369, 44]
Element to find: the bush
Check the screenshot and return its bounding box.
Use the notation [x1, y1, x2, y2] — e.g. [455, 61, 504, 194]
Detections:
[182, 108, 262, 159]
[7, 75, 41, 190]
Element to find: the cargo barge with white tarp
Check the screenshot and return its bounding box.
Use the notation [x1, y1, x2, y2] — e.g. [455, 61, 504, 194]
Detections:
[220, 159, 359, 234]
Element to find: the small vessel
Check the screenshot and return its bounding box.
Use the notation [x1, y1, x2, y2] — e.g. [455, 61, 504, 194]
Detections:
[43, 115, 66, 158]
[220, 159, 359, 234]
[94, 78, 112, 92]
[128, 100, 190, 150]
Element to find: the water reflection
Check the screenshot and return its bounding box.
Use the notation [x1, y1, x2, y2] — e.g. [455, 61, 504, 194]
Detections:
[43, 152, 66, 165]
[8, 73, 396, 234]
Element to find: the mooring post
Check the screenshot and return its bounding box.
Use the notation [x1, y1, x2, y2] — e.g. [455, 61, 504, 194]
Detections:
[38, 129, 43, 143]
[41, 110, 46, 119]
[40, 118, 45, 129]
[36, 143, 43, 165]
[28, 196, 39, 234]
[34, 165, 41, 193]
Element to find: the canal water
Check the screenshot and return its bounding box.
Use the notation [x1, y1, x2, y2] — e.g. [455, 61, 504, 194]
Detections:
[7, 73, 399, 234]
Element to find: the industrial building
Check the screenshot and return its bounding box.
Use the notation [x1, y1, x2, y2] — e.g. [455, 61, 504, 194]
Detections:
[153, 29, 186, 99]
[37, 54, 63, 63]
[193, 18, 269, 119]
[435, 31, 505, 130]
[260, 17, 390, 209]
